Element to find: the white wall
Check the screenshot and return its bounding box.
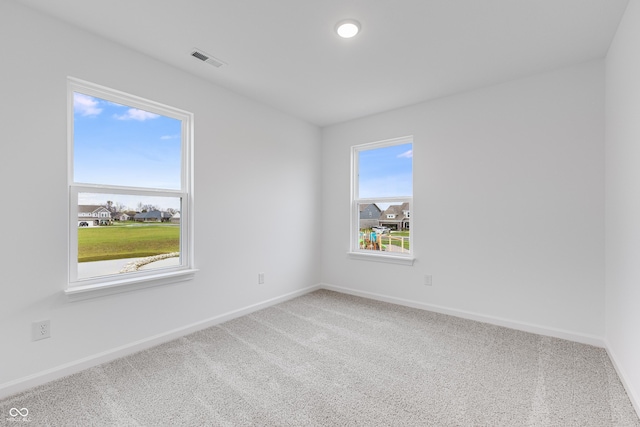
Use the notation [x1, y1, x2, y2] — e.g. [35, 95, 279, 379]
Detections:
[605, 0, 640, 413]
[4, 0, 632, 407]
[322, 61, 605, 342]
[0, 1, 321, 393]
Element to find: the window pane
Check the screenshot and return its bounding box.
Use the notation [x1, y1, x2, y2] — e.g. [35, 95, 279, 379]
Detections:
[358, 143, 412, 198]
[358, 202, 410, 253]
[77, 192, 181, 280]
[73, 92, 182, 189]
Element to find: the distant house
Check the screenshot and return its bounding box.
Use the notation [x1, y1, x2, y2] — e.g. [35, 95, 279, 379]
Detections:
[379, 203, 410, 230]
[134, 210, 172, 222]
[400, 202, 410, 229]
[170, 212, 181, 223]
[359, 203, 382, 229]
[78, 205, 112, 226]
[114, 212, 130, 221]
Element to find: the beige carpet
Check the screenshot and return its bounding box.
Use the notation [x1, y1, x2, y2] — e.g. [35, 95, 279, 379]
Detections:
[2, 290, 639, 426]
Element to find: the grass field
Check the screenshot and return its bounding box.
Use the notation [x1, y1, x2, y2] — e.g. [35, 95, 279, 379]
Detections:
[386, 231, 410, 250]
[78, 224, 179, 262]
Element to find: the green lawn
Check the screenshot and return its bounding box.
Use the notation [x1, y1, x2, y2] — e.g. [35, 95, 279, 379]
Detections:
[78, 224, 179, 262]
[386, 231, 410, 250]
[392, 231, 410, 237]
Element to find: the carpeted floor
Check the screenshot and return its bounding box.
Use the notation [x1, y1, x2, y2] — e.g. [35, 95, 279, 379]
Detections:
[2, 290, 639, 426]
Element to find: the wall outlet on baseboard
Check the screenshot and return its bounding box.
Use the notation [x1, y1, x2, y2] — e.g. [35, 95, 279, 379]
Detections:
[258, 273, 265, 284]
[32, 320, 51, 341]
[424, 275, 432, 286]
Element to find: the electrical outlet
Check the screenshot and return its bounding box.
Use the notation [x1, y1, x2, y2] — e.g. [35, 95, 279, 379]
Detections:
[424, 275, 433, 286]
[258, 272, 265, 284]
[32, 320, 51, 341]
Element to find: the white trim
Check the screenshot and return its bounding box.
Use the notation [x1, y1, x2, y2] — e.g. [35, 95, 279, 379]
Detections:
[4, 282, 633, 416]
[71, 184, 186, 198]
[320, 283, 605, 347]
[351, 135, 414, 153]
[604, 340, 640, 419]
[347, 251, 415, 266]
[65, 269, 198, 301]
[0, 284, 321, 400]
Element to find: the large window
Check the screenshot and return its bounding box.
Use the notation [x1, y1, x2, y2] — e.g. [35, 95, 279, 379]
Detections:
[67, 78, 195, 297]
[351, 136, 413, 264]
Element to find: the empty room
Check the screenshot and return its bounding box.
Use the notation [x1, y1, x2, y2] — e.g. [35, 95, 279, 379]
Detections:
[1, 0, 639, 425]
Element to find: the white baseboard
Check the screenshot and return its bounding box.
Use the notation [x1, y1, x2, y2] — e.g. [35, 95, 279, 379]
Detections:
[6, 282, 634, 418]
[320, 283, 605, 347]
[604, 340, 640, 419]
[0, 284, 321, 400]
[325, 282, 637, 418]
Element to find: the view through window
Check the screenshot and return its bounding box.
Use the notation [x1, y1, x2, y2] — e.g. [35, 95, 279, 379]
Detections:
[68, 79, 193, 290]
[352, 137, 413, 257]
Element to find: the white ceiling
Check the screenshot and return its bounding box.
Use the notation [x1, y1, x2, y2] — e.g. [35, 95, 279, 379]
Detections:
[15, 0, 629, 127]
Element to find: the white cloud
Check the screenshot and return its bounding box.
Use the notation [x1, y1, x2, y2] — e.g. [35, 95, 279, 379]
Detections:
[114, 108, 160, 121]
[74, 93, 102, 117]
[160, 134, 180, 140]
[397, 149, 413, 159]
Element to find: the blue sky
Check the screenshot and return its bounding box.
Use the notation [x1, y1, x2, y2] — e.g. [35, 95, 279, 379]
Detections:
[74, 92, 182, 210]
[358, 142, 412, 198]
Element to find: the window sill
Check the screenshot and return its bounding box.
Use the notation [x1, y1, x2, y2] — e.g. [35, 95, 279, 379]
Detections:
[347, 251, 415, 266]
[65, 268, 198, 301]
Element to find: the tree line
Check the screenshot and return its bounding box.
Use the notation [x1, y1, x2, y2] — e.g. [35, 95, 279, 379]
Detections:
[105, 200, 178, 215]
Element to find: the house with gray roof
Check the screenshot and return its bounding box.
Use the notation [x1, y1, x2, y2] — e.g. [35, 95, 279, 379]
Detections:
[359, 203, 382, 229]
[379, 203, 410, 231]
[134, 210, 173, 222]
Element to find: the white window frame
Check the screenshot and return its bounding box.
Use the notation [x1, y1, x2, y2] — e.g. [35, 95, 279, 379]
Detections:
[66, 77, 196, 299]
[349, 136, 414, 265]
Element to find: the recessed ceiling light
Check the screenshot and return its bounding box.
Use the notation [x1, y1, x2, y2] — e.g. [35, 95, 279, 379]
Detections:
[336, 20, 361, 38]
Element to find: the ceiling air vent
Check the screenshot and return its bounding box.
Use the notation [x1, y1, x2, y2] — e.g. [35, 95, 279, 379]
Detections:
[191, 49, 226, 68]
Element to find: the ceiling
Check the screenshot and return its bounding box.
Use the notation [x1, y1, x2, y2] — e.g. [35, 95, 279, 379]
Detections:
[15, 0, 630, 127]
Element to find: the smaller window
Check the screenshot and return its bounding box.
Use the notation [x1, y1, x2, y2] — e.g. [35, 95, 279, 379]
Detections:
[350, 136, 414, 265]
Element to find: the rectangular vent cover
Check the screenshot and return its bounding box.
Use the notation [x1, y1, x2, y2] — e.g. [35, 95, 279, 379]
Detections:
[191, 49, 225, 68]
